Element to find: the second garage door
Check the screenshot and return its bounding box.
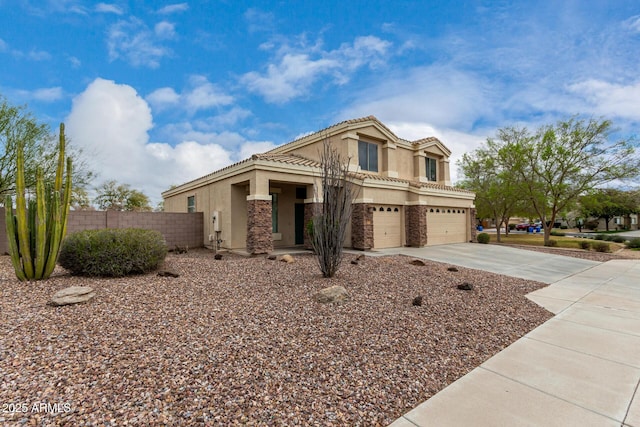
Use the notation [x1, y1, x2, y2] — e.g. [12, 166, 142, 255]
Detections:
[427, 208, 468, 245]
[373, 205, 402, 248]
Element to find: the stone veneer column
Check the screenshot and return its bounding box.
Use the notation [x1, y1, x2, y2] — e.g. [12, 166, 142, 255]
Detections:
[351, 203, 373, 250]
[470, 207, 478, 242]
[405, 204, 428, 247]
[303, 202, 322, 250]
[246, 198, 273, 254]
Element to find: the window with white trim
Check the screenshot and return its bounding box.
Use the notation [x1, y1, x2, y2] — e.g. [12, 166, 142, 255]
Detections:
[187, 195, 196, 213]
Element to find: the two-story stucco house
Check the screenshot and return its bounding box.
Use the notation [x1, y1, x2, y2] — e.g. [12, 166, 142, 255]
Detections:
[162, 116, 476, 254]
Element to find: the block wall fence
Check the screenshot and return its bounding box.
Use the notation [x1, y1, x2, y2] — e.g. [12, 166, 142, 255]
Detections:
[0, 208, 204, 255]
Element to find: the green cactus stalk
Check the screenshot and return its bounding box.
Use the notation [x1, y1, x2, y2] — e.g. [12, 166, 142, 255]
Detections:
[14, 135, 34, 279]
[5, 123, 73, 281]
[4, 195, 26, 282]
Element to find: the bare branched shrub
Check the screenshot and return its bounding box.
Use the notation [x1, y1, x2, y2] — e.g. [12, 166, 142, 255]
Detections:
[310, 140, 357, 278]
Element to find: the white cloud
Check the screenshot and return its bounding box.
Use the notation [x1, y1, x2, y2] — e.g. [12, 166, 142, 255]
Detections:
[26, 87, 64, 102]
[65, 78, 269, 203]
[624, 15, 640, 33]
[240, 35, 391, 103]
[244, 8, 275, 33]
[107, 17, 173, 68]
[341, 65, 490, 130]
[567, 79, 640, 121]
[157, 3, 189, 15]
[146, 75, 233, 114]
[238, 141, 278, 159]
[0, 38, 7, 52]
[154, 21, 176, 39]
[95, 3, 123, 14]
[27, 49, 51, 61]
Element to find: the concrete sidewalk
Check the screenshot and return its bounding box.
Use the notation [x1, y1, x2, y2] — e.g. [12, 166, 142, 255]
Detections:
[387, 246, 640, 426]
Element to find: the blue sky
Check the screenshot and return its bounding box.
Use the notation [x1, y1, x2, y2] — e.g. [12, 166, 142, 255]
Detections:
[1, 1, 639, 204]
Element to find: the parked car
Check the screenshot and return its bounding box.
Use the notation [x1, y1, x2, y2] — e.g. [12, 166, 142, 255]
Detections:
[515, 222, 543, 231]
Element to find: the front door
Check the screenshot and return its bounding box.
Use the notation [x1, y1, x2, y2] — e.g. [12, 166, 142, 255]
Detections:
[295, 203, 305, 245]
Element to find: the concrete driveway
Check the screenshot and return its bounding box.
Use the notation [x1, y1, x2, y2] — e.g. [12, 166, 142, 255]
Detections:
[383, 243, 640, 427]
[372, 243, 600, 284]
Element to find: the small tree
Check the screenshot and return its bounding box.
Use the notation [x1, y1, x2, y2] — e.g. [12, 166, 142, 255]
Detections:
[500, 117, 639, 245]
[94, 180, 151, 211]
[457, 131, 528, 242]
[310, 141, 357, 278]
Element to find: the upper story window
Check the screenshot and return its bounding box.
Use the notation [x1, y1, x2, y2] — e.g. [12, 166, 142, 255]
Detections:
[426, 157, 437, 181]
[187, 195, 196, 212]
[358, 140, 378, 172]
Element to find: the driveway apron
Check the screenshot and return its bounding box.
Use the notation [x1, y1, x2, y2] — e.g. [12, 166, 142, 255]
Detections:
[385, 243, 640, 427]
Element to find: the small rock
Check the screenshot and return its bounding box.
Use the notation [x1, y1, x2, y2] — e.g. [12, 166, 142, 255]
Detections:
[457, 282, 474, 291]
[158, 269, 180, 278]
[356, 254, 365, 261]
[447, 267, 459, 272]
[267, 255, 277, 260]
[410, 259, 426, 266]
[49, 286, 96, 306]
[280, 254, 294, 263]
[351, 260, 359, 265]
[214, 253, 223, 260]
[412, 296, 423, 306]
[173, 245, 188, 254]
[313, 285, 349, 304]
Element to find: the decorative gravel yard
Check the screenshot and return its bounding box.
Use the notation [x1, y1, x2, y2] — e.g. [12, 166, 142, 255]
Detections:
[0, 250, 553, 426]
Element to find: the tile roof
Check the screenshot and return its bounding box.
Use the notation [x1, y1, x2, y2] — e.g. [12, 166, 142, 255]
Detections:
[351, 172, 474, 194]
[252, 153, 321, 168]
[266, 115, 397, 154]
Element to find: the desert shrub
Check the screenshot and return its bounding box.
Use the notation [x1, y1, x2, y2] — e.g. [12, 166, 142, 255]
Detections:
[593, 242, 610, 253]
[59, 228, 167, 277]
[579, 241, 591, 250]
[584, 220, 599, 230]
[593, 234, 606, 240]
[508, 224, 516, 231]
[477, 233, 490, 244]
[545, 239, 558, 247]
[550, 230, 565, 236]
[560, 225, 568, 229]
[627, 238, 640, 249]
[610, 235, 626, 243]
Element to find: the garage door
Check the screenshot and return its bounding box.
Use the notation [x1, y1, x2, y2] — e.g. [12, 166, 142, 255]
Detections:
[426, 208, 468, 245]
[373, 205, 402, 248]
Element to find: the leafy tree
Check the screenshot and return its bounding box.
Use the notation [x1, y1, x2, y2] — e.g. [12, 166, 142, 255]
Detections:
[94, 180, 151, 211]
[457, 131, 528, 242]
[125, 189, 152, 212]
[70, 187, 93, 210]
[499, 117, 639, 245]
[580, 188, 639, 231]
[0, 96, 93, 200]
[310, 141, 357, 278]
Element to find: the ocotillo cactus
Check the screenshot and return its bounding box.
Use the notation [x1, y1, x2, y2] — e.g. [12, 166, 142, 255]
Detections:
[5, 123, 73, 281]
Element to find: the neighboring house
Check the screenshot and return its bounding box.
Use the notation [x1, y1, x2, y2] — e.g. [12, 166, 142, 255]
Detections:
[596, 214, 639, 231]
[162, 116, 476, 254]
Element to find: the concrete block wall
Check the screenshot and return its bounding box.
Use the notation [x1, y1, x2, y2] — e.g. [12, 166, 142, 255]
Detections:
[0, 208, 203, 254]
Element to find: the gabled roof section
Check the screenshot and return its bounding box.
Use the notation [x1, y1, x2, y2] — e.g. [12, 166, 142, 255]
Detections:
[267, 115, 399, 155]
[409, 136, 452, 157]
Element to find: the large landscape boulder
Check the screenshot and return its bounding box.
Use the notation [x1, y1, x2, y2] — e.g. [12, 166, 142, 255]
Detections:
[49, 286, 96, 306]
[279, 254, 294, 263]
[313, 285, 350, 304]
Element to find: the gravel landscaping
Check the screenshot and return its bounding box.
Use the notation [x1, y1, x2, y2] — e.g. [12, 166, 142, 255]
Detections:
[1, 250, 553, 426]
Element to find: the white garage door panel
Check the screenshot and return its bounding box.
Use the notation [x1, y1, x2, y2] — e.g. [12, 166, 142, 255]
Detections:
[373, 206, 402, 248]
[427, 208, 467, 245]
